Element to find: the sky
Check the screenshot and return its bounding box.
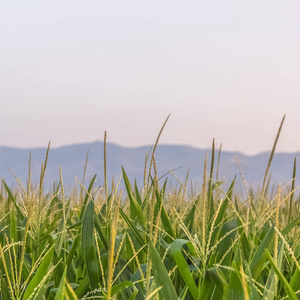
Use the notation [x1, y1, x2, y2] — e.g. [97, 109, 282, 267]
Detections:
[1, 0, 300, 155]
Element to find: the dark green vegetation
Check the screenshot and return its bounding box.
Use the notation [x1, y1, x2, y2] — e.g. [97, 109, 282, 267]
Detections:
[1, 115, 300, 299]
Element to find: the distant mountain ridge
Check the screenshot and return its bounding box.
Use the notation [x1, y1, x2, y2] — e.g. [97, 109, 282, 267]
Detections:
[0, 142, 298, 193]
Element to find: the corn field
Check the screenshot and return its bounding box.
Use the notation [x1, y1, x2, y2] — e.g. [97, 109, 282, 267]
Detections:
[1, 116, 300, 299]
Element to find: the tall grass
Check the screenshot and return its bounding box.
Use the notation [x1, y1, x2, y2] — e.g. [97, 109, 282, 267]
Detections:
[0, 116, 300, 299]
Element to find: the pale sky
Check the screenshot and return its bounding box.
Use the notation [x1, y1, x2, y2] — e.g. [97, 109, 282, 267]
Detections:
[1, 0, 300, 155]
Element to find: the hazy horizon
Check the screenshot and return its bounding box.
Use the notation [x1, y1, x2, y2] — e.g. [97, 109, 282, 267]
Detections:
[1, 1, 300, 155]
[0, 139, 298, 158]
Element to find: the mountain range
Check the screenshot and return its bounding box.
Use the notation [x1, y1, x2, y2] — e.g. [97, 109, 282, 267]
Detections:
[0, 142, 298, 195]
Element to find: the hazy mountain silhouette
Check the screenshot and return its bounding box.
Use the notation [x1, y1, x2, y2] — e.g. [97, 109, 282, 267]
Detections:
[0, 142, 298, 194]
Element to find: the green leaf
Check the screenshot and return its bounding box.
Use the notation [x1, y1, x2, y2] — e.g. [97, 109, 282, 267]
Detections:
[170, 239, 198, 300]
[81, 200, 99, 290]
[80, 174, 97, 218]
[65, 282, 79, 300]
[75, 274, 89, 298]
[250, 226, 274, 279]
[10, 208, 17, 242]
[209, 178, 235, 250]
[94, 213, 109, 251]
[122, 167, 146, 225]
[149, 241, 178, 300]
[22, 246, 54, 300]
[0, 273, 11, 300]
[227, 250, 244, 300]
[111, 281, 138, 298]
[119, 207, 145, 248]
[282, 215, 300, 235]
[263, 242, 284, 300]
[265, 249, 298, 300]
[134, 180, 142, 205]
[155, 189, 175, 240]
[53, 249, 64, 289]
[182, 197, 199, 235]
[54, 266, 67, 300]
[213, 219, 238, 266]
[2, 180, 23, 219]
[66, 233, 80, 267]
[199, 267, 225, 299]
[208, 141, 215, 223]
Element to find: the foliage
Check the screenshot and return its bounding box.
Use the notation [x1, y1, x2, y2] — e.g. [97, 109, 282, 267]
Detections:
[1, 116, 300, 299]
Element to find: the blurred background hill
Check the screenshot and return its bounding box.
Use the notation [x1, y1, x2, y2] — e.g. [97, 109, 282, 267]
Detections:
[0, 142, 298, 194]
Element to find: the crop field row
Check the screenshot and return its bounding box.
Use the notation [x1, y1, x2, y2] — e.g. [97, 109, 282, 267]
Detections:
[1, 116, 300, 299]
